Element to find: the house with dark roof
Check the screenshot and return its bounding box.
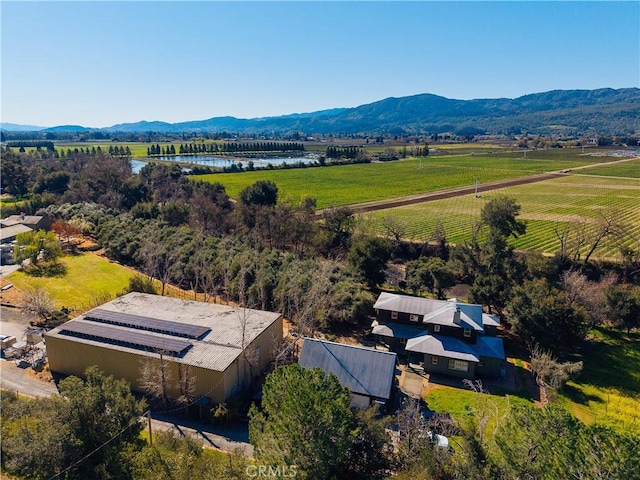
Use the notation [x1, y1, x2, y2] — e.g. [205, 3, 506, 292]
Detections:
[298, 338, 397, 409]
[372, 292, 505, 379]
[1, 214, 49, 231]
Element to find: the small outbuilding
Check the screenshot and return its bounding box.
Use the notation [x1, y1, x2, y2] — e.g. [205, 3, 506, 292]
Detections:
[298, 337, 397, 409]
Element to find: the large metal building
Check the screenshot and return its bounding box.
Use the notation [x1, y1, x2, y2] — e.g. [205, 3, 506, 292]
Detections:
[45, 292, 283, 404]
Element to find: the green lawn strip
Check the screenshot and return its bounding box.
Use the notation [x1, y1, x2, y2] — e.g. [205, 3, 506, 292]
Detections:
[555, 328, 640, 435]
[424, 384, 535, 435]
[6, 253, 135, 311]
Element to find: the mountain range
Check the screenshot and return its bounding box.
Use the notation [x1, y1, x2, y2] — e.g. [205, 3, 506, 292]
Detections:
[3, 88, 638, 136]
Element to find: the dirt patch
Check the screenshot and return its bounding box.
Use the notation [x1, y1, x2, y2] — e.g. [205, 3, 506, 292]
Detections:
[0, 280, 25, 307]
[29, 365, 54, 383]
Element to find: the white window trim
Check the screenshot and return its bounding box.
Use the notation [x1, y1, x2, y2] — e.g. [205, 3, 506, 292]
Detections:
[434, 324, 441, 332]
[391, 310, 398, 320]
[410, 314, 419, 322]
[431, 355, 439, 365]
[463, 328, 472, 337]
[448, 359, 469, 372]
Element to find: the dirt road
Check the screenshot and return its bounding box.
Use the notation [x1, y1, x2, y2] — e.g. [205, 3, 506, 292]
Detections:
[319, 155, 640, 215]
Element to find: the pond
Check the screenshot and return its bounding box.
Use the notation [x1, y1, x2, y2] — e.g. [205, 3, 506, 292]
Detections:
[131, 154, 318, 174]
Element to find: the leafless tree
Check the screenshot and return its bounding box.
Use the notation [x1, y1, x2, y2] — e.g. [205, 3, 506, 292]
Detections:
[139, 352, 173, 411]
[568, 219, 590, 262]
[553, 221, 571, 259]
[462, 379, 508, 444]
[583, 210, 625, 263]
[563, 270, 616, 326]
[381, 214, 407, 248]
[396, 396, 427, 455]
[529, 344, 583, 402]
[139, 239, 181, 296]
[176, 364, 197, 411]
[20, 287, 54, 321]
[235, 268, 260, 389]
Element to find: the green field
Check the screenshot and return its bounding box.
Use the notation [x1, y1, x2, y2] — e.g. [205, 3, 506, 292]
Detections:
[7, 252, 135, 311]
[557, 328, 640, 435]
[195, 149, 622, 208]
[365, 174, 640, 259]
[577, 157, 640, 178]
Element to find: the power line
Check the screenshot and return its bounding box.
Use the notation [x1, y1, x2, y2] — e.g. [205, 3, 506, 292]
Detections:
[46, 410, 149, 480]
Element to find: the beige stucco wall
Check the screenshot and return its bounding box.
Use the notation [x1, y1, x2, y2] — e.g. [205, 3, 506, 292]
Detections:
[45, 315, 283, 404]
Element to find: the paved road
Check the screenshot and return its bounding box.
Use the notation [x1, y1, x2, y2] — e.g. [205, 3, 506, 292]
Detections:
[0, 360, 59, 398]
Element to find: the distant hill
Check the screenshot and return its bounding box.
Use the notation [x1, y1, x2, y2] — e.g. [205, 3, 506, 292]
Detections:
[4, 88, 639, 135]
[40, 125, 94, 133]
[0, 122, 46, 131]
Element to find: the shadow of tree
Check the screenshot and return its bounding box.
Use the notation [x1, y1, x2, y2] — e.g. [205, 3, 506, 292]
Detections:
[562, 383, 603, 405]
[24, 262, 67, 278]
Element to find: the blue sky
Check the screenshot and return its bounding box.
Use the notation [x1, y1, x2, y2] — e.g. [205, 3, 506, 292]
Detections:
[2, 1, 638, 128]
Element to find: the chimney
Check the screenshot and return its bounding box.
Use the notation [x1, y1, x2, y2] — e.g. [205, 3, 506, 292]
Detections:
[453, 307, 461, 325]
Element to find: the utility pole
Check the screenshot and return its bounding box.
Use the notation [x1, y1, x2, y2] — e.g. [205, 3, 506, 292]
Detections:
[147, 410, 153, 445]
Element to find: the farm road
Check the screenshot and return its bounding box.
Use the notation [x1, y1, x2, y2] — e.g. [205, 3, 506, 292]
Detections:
[337, 172, 566, 215]
[334, 155, 640, 215]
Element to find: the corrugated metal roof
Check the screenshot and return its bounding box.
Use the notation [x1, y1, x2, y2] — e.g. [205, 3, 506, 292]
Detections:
[371, 321, 428, 339]
[45, 292, 282, 372]
[298, 338, 397, 400]
[374, 293, 484, 331]
[0, 224, 32, 242]
[474, 336, 505, 359]
[405, 335, 480, 362]
[482, 313, 501, 327]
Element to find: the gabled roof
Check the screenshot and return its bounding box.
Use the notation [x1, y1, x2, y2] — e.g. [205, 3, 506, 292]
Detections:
[1, 215, 44, 227]
[0, 224, 33, 242]
[298, 338, 397, 400]
[405, 335, 480, 362]
[374, 292, 484, 331]
[482, 313, 501, 328]
[474, 336, 505, 359]
[371, 321, 428, 339]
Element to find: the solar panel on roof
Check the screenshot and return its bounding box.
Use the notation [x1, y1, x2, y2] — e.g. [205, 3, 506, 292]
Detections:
[59, 321, 192, 356]
[83, 309, 210, 339]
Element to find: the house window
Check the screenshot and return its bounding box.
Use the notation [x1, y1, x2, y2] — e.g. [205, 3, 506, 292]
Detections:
[391, 311, 398, 320]
[399, 338, 407, 345]
[448, 359, 469, 372]
[409, 314, 419, 322]
[431, 356, 439, 365]
[433, 324, 441, 333]
[463, 328, 472, 338]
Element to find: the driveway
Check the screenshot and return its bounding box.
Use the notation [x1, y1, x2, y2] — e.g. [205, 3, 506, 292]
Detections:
[151, 413, 253, 455]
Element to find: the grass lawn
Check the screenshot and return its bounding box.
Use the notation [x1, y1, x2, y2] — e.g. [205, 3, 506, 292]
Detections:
[6, 252, 135, 312]
[424, 328, 640, 437]
[194, 149, 621, 209]
[555, 328, 640, 436]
